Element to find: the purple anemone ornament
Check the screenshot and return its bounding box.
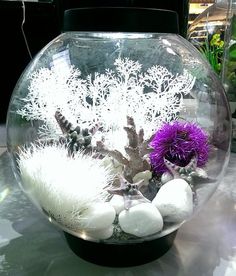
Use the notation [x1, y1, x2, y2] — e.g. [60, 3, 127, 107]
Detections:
[150, 121, 210, 175]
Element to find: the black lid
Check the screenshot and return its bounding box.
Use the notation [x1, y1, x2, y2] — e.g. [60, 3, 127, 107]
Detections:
[62, 7, 179, 34]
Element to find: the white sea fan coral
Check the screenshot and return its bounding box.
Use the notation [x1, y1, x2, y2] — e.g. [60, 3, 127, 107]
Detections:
[17, 66, 87, 137]
[17, 57, 195, 141]
[18, 144, 113, 230]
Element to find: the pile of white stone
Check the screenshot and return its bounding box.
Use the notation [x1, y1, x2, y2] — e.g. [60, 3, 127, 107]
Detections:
[82, 178, 193, 240]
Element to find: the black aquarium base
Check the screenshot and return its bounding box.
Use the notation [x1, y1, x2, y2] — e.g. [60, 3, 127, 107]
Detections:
[64, 230, 178, 267]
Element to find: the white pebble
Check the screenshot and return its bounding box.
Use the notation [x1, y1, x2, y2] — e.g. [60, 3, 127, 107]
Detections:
[119, 203, 163, 237]
[161, 171, 173, 184]
[110, 195, 148, 214]
[110, 195, 124, 214]
[79, 202, 116, 230]
[84, 225, 114, 240]
[152, 178, 193, 223]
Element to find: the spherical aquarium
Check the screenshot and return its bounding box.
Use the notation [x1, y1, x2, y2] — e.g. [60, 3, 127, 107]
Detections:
[7, 32, 231, 266]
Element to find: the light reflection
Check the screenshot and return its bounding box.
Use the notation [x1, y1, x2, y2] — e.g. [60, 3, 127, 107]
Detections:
[162, 39, 171, 46]
[94, 32, 153, 39]
[166, 47, 176, 55]
[51, 49, 71, 72]
[0, 188, 9, 203]
[80, 231, 88, 240]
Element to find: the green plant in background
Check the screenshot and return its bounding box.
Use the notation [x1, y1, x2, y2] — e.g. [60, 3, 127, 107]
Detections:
[222, 13, 236, 152]
[224, 14, 236, 102]
[199, 33, 224, 75]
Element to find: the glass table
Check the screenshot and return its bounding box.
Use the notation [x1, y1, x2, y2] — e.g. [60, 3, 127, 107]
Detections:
[0, 144, 236, 275]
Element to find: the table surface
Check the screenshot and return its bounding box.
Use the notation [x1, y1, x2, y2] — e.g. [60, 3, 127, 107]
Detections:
[0, 125, 236, 275]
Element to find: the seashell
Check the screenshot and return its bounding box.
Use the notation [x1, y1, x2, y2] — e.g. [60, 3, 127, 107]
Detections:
[133, 170, 152, 186]
[55, 110, 74, 134]
[54, 110, 92, 155]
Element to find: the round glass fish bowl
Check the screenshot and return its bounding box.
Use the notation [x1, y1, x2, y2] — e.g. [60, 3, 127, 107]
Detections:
[7, 32, 231, 266]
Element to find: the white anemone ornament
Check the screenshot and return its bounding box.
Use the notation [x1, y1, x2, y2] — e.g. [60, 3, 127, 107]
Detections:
[7, 32, 231, 266]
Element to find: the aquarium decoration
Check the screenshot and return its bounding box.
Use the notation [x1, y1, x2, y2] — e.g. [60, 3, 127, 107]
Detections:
[149, 121, 210, 175]
[14, 56, 213, 241]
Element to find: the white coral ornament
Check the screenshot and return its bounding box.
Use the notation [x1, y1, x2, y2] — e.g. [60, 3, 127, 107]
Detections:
[17, 57, 195, 142]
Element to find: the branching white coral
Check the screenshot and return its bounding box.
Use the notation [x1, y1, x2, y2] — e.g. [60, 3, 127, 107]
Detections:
[17, 57, 195, 143]
[17, 66, 88, 137]
[18, 144, 113, 230]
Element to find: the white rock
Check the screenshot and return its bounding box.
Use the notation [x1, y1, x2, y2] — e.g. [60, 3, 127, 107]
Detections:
[161, 171, 173, 184]
[133, 170, 152, 186]
[119, 203, 163, 237]
[152, 178, 193, 223]
[85, 225, 114, 240]
[79, 202, 116, 230]
[110, 195, 148, 214]
[110, 195, 125, 214]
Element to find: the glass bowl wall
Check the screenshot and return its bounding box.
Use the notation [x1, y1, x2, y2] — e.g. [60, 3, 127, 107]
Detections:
[7, 32, 231, 246]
